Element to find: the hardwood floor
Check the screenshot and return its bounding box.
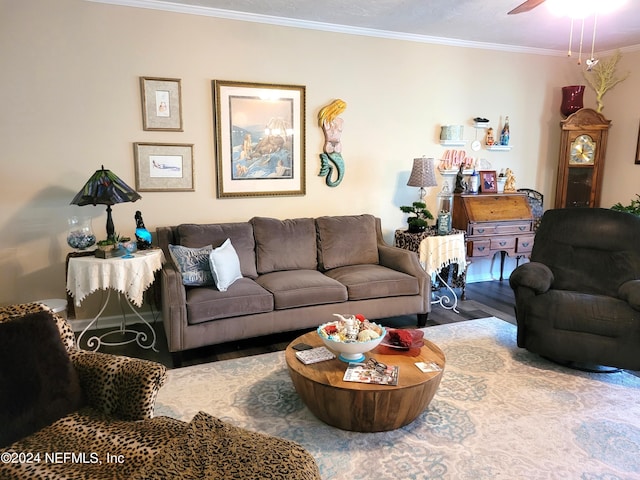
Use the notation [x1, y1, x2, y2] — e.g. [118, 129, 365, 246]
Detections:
[76, 280, 516, 369]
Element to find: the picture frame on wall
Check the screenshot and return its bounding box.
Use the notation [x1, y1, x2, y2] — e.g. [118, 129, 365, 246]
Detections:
[635, 121, 640, 165]
[134, 142, 194, 191]
[140, 77, 183, 131]
[212, 80, 306, 198]
[479, 170, 498, 193]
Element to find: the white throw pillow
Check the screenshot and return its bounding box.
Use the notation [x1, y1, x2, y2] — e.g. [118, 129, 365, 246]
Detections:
[209, 238, 242, 291]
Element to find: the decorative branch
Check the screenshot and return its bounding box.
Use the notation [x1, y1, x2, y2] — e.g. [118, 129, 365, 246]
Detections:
[582, 50, 630, 113]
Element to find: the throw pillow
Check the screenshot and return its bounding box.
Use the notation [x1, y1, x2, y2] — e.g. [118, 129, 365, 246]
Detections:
[168, 244, 214, 286]
[209, 238, 243, 291]
[0, 311, 84, 447]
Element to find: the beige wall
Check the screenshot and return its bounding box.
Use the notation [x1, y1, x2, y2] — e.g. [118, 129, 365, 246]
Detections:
[2, 0, 639, 317]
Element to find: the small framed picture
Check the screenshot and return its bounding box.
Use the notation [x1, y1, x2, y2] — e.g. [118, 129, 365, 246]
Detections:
[134, 143, 194, 192]
[479, 170, 498, 193]
[140, 77, 183, 131]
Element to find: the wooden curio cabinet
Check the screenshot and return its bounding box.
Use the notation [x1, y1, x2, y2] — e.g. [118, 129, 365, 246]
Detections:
[555, 108, 611, 208]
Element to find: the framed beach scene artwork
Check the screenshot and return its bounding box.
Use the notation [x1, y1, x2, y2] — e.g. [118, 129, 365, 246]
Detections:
[212, 80, 306, 198]
[134, 143, 194, 192]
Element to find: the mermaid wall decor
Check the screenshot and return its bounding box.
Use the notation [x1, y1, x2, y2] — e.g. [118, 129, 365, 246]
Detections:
[318, 99, 346, 187]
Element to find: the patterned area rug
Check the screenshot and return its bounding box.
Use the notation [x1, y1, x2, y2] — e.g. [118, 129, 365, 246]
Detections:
[155, 317, 640, 479]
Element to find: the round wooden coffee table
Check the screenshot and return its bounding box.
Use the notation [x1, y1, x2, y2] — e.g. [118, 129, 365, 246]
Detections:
[285, 330, 445, 432]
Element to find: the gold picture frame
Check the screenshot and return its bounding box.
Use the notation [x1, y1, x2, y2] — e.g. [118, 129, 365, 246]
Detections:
[140, 77, 183, 131]
[212, 80, 306, 198]
[134, 143, 194, 192]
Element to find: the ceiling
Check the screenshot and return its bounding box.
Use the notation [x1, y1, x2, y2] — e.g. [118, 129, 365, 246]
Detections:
[104, 0, 640, 54]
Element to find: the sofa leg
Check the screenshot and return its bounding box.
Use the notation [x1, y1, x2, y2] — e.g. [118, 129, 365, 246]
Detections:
[171, 352, 183, 368]
[417, 313, 428, 327]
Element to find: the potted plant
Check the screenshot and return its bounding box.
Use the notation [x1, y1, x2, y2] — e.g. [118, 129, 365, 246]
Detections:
[400, 202, 434, 233]
[611, 194, 640, 216]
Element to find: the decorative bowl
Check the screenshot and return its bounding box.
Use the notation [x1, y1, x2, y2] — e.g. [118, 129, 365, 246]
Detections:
[317, 321, 386, 363]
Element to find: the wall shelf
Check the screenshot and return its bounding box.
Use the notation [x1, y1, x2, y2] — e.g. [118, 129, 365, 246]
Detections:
[440, 140, 465, 146]
[486, 145, 512, 151]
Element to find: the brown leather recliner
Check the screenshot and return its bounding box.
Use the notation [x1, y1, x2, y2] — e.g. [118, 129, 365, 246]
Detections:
[509, 208, 640, 371]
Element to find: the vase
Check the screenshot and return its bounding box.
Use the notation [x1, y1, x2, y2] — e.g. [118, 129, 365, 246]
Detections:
[561, 85, 585, 117]
[67, 216, 96, 250]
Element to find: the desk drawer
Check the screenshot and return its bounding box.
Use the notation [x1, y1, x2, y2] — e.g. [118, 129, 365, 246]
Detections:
[516, 235, 535, 253]
[471, 225, 496, 235]
[495, 223, 532, 235]
[491, 237, 516, 250]
[469, 240, 491, 257]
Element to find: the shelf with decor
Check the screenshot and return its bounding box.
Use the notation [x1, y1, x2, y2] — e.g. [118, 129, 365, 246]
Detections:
[486, 145, 513, 151]
[440, 140, 465, 147]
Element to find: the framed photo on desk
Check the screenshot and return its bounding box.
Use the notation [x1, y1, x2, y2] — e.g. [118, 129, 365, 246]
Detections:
[479, 170, 497, 193]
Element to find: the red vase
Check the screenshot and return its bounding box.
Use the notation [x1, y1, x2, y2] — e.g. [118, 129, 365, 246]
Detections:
[561, 85, 585, 117]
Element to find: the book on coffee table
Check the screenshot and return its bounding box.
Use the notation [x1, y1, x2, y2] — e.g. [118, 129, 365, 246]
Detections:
[295, 347, 336, 365]
[343, 361, 399, 386]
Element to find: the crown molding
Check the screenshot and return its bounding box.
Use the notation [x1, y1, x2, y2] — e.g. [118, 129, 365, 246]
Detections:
[86, 0, 572, 56]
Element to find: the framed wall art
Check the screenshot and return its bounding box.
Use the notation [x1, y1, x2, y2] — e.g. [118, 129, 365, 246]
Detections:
[140, 77, 183, 131]
[479, 170, 498, 193]
[212, 80, 306, 198]
[133, 143, 194, 192]
[636, 121, 640, 165]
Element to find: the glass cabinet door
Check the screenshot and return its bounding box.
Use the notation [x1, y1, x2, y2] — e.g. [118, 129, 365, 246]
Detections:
[565, 167, 593, 207]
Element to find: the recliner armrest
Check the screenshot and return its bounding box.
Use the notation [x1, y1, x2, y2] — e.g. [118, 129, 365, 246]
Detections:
[618, 280, 640, 311]
[509, 262, 554, 294]
[69, 350, 167, 421]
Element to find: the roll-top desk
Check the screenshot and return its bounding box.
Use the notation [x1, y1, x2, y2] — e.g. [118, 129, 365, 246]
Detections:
[452, 193, 534, 280]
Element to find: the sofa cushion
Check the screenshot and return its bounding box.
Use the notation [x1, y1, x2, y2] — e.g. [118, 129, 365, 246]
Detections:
[251, 217, 318, 274]
[177, 223, 258, 279]
[186, 278, 273, 325]
[209, 239, 242, 292]
[324, 264, 419, 301]
[316, 214, 379, 270]
[0, 311, 84, 447]
[257, 270, 348, 309]
[169, 244, 214, 286]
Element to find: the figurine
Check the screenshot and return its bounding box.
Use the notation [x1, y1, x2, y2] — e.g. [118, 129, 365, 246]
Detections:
[486, 127, 495, 146]
[454, 165, 467, 193]
[504, 168, 517, 192]
[135, 211, 153, 250]
[500, 116, 510, 146]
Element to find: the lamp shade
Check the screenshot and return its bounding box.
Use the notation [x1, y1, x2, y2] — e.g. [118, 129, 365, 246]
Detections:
[407, 157, 438, 188]
[71, 166, 141, 206]
[70, 166, 141, 240]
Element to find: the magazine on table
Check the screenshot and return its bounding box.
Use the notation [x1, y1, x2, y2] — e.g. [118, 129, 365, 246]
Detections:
[295, 347, 336, 364]
[343, 358, 399, 386]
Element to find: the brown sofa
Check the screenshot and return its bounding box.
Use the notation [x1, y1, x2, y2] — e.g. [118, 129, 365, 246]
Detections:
[157, 214, 431, 364]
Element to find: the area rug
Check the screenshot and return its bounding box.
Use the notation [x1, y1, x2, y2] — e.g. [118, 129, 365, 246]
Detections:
[155, 317, 640, 479]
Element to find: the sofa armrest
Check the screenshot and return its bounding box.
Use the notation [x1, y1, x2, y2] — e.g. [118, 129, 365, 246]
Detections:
[160, 262, 188, 353]
[378, 244, 430, 312]
[509, 262, 554, 294]
[69, 350, 167, 421]
[618, 280, 640, 311]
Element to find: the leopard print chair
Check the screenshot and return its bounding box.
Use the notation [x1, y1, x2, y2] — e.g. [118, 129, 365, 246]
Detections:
[0, 303, 320, 480]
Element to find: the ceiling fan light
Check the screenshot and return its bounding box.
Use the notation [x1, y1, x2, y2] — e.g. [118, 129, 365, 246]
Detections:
[546, 0, 626, 18]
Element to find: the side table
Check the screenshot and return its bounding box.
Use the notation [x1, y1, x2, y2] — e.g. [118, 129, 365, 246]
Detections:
[66, 249, 164, 351]
[395, 228, 468, 312]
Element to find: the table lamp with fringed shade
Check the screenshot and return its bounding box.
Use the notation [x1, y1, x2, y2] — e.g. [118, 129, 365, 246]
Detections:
[407, 157, 438, 201]
[70, 166, 141, 241]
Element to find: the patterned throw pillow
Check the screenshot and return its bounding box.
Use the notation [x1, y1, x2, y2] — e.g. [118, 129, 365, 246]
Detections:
[168, 244, 214, 286]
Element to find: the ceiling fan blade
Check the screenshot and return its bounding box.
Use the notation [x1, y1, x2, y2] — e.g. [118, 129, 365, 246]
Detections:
[508, 0, 546, 14]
